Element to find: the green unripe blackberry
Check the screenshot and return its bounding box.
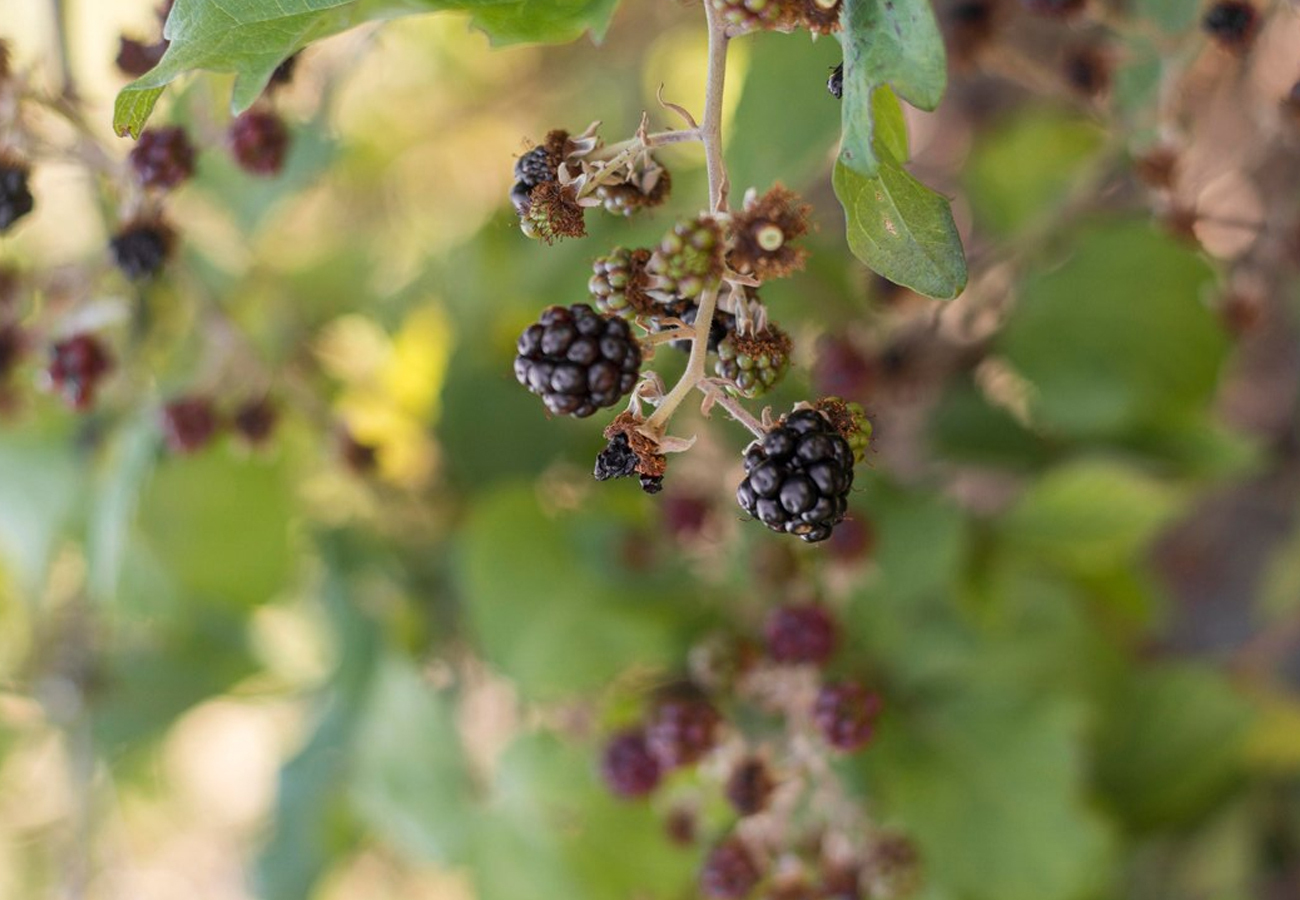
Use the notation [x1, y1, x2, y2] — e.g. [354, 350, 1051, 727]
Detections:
[589, 247, 655, 321]
[649, 215, 724, 299]
[715, 324, 792, 398]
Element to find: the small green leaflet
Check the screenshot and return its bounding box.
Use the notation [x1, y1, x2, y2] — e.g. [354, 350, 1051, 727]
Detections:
[113, 0, 622, 138]
[834, 0, 966, 299]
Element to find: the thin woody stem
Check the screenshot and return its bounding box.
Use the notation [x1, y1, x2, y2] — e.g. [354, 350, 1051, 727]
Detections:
[643, 1, 731, 436]
[698, 382, 766, 438]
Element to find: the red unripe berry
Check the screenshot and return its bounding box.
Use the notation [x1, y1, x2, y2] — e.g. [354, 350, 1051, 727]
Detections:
[228, 110, 291, 176]
[129, 126, 196, 190]
[700, 838, 762, 899]
[765, 604, 837, 666]
[813, 680, 881, 752]
[645, 690, 721, 769]
[162, 396, 220, 453]
[48, 335, 112, 411]
[600, 729, 661, 798]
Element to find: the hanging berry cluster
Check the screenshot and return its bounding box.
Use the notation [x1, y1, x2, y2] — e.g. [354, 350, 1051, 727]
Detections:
[510, 0, 871, 543]
[0, 14, 309, 458]
[599, 604, 911, 899]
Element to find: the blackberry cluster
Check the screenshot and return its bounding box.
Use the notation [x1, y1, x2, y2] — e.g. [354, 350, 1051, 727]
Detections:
[0, 162, 34, 232]
[588, 247, 655, 321]
[715, 324, 792, 398]
[509, 144, 558, 214]
[1202, 0, 1258, 49]
[48, 335, 113, 410]
[110, 221, 173, 281]
[724, 757, 774, 816]
[228, 110, 290, 176]
[129, 126, 196, 191]
[737, 409, 855, 543]
[514, 304, 642, 418]
[600, 729, 662, 798]
[233, 398, 278, 446]
[813, 680, 881, 752]
[764, 604, 837, 665]
[646, 691, 722, 769]
[162, 396, 220, 454]
[700, 839, 762, 899]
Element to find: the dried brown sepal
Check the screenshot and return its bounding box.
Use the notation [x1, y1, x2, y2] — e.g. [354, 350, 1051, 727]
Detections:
[800, 0, 843, 34]
[729, 185, 811, 281]
[522, 181, 587, 244]
[812, 396, 872, 462]
[716, 323, 793, 398]
[1134, 145, 1179, 190]
[604, 411, 667, 479]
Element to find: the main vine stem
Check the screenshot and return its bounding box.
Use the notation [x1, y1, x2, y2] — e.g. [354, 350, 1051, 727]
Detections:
[644, 0, 732, 437]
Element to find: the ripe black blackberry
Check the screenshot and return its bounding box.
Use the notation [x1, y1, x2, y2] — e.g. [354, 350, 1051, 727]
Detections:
[700, 838, 762, 899]
[48, 334, 113, 411]
[662, 298, 736, 353]
[0, 161, 34, 232]
[228, 110, 291, 176]
[129, 126, 196, 190]
[725, 757, 775, 816]
[514, 304, 641, 418]
[736, 408, 855, 543]
[813, 680, 881, 752]
[1202, 1, 1257, 50]
[162, 396, 219, 454]
[765, 604, 837, 665]
[645, 690, 721, 769]
[600, 729, 662, 798]
[110, 221, 173, 281]
[515, 145, 557, 187]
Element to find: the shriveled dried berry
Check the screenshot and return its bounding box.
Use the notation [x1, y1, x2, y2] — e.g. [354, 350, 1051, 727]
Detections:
[813, 680, 881, 751]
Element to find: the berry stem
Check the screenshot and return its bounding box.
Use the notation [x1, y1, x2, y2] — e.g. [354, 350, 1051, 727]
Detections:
[643, 326, 694, 345]
[697, 381, 766, 438]
[50, 0, 77, 99]
[642, 1, 732, 438]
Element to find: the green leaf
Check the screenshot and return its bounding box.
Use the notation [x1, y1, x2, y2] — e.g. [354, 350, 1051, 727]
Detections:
[997, 220, 1225, 442]
[457, 483, 685, 700]
[837, 0, 946, 177]
[350, 657, 475, 863]
[0, 424, 82, 595]
[832, 152, 966, 299]
[999, 458, 1184, 575]
[113, 0, 623, 137]
[1093, 664, 1255, 830]
[964, 111, 1105, 236]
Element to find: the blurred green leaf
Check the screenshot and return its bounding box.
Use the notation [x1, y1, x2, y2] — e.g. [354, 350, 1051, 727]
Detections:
[999, 458, 1183, 574]
[867, 690, 1114, 900]
[135, 446, 295, 608]
[964, 111, 1105, 236]
[1093, 664, 1255, 830]
[114, 0, 623, 136]
[458, 484, 686, 700]
[928, 375, 1058, 470]
[0, 424, 81, 595]
[350, 656, 475, 863]
[1135, 0, 1201, 32]
[997, 220, 1225, 441]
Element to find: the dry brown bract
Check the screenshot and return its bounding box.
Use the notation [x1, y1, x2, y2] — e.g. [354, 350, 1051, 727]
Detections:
[729, 185, 811, 281]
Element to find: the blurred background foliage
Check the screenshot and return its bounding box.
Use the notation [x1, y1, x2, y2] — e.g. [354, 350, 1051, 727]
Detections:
[0, 1, 1299, 899]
